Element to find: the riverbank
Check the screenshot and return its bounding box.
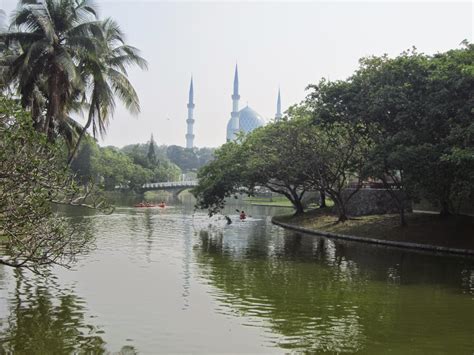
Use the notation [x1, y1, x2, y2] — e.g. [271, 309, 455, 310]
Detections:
[273, 208, 474, 255]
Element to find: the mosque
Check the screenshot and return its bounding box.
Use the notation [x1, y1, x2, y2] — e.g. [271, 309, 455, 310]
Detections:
[185, 65, 283, 148]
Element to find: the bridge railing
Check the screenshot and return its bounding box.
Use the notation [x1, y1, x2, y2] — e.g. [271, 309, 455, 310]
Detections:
[142, 180, 199, 189]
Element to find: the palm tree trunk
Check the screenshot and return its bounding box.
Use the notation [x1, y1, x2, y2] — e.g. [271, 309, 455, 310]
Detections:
[45, 67, 60, 142]
[67, 116, 92, 166]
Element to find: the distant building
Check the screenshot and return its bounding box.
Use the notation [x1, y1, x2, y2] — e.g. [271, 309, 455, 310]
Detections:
[185, 66, 283, 146]
[226, 65, 282, 142]
[185, 77, 195, 149]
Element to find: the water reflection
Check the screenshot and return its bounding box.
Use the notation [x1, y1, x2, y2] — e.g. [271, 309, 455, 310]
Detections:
[195, 224, 474, 353]
[0, 269, 107, 353]
[1, 197, 473, 353]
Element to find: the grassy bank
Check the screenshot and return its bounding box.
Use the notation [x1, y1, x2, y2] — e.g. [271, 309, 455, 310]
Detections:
[244, 196, 294, 207]
[275, 208, 474, 251]
[244, 196, 334, 208]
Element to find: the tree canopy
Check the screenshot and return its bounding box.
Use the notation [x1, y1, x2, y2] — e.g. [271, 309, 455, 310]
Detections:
[193, 115, 371, 220]
[194, 43, 473, 223]
[0, 95, 110, 272]
[70, 138, 182, 191]
[306, 42, 474, 217]
[0, 0, 147, 160]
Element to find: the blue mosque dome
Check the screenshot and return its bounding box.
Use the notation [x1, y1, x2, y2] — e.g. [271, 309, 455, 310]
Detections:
[238, 106, 266, 132]
[226, 106, 266, 141]
[183, 66, 282, 146]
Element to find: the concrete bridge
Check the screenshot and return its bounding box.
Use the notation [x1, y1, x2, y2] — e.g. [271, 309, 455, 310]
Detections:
[140, 180, 198, 196]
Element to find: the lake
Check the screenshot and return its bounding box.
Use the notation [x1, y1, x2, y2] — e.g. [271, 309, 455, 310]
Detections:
[0, 196, 473, 353]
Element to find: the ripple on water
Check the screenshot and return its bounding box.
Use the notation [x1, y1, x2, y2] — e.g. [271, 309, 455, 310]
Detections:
[1, 203, 474, 354]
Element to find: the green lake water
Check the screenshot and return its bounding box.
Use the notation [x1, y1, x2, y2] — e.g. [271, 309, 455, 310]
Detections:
[0, 196, 473, 353]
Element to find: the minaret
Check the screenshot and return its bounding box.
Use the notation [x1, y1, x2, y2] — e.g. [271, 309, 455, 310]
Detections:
[186, 77, 195, 149]
[275, 88, 282, 121]
[228, 64, 240, 141]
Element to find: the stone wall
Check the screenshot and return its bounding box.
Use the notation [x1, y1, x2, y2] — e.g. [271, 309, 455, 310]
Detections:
[342, 188, 412, 216]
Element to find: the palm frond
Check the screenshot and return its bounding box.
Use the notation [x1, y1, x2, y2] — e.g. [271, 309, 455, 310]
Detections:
[108, 67, 140, 115]
[58, 114, 84, 148]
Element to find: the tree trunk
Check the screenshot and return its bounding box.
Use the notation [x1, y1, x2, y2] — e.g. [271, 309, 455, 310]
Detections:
[334, 195, 348, 222]
[45, 67, 60, 142]
[400, 206, 407, 227]
[390, 191, 407, 227]
[293, 199, 305, 215]
[440, 200, 451, 217]
[319, 190, 326, 208]
[338, 212, 348, 222]
[290, 188, 305, 215]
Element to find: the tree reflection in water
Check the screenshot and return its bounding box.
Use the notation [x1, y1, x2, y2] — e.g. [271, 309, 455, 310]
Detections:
[0, 269, 135, 354]
[195, 227, 474, 353]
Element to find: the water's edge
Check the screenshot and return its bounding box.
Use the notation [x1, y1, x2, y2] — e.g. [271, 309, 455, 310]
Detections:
[272, 216, 474, 256]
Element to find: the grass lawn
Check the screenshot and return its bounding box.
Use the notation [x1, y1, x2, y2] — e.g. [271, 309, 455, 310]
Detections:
[244, 196, 294, 207]
[276, 208, 474, 250]
[245, 196, 334, 208]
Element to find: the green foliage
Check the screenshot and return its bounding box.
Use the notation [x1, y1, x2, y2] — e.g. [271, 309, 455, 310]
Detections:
[69, 136, 99, 185]
[0, 95, 109, 272]
[193, 141, 246, 216]
[193, 114, 371, 218]
[166, 145, 215, 172]
[147, 134, 157, 165]
[195, 43, 472, 222]
[1, 0, 147, 157]
[242, 119, 318, 214]
[307, 42, 474, 218]
[70, 138, 182, 191]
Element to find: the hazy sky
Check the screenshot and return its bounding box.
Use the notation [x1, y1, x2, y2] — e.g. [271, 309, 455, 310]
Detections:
[1, 1, 472, 148]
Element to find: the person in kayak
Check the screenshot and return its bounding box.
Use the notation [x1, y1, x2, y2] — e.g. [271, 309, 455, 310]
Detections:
[239, 211, 246, 220]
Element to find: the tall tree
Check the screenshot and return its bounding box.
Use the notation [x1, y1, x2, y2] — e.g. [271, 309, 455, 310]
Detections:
[242, 120, 317, 215]
[67, 18, 147, 163]
[147, 134, 157, 165]
[193, 141, 248, 216]
[2, 0, 100, 139]
[1, 1, 147, 154]
[307, 43, 474, 220]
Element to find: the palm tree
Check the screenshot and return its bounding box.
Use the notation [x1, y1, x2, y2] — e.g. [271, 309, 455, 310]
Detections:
[67, 18, 148, 164]
[1, 0, 100, 140]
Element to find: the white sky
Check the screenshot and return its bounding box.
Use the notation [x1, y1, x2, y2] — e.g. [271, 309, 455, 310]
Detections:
[1, 1, 473, 148]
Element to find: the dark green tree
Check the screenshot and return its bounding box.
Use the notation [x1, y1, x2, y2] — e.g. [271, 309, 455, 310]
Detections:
[70, 136, 99, 185]
[147, 134, 157, 165]
[167, 145, 199, 171]
[307, 43, 474, 220]
[193, 141, 247, 216]
[0, 95, 110, 272]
